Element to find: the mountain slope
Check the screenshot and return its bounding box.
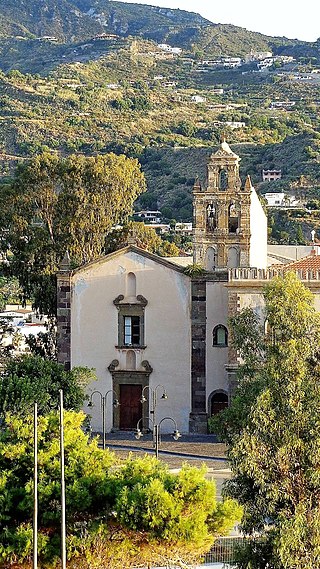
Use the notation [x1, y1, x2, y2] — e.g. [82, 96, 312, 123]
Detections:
[0, 0, 317, 74]
[0, 0, 209, 41]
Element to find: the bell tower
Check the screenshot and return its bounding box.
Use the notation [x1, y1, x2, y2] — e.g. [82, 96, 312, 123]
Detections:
[193, 140, 253, 270]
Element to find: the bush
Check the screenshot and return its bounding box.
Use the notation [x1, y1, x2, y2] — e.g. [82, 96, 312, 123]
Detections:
[0, 413, 241, 568]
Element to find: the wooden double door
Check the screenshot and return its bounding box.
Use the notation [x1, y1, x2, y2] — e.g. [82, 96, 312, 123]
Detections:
[119, 384, 143, 430]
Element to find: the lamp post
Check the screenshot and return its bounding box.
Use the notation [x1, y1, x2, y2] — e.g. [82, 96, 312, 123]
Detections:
[135, 416, 154, 440]
[135, 416, 181, 459]
[140, 384, 167, 429]
[87, 390, 120, 450]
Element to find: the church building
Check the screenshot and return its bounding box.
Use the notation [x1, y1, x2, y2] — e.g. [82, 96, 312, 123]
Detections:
[56, 141, 319, 434]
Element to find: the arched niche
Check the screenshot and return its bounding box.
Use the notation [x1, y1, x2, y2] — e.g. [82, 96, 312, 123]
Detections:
[126, 350, 136, 370]
[227, 247, 239, 269]
[126, 272, 136, 298]
[206, 247, 216, 271]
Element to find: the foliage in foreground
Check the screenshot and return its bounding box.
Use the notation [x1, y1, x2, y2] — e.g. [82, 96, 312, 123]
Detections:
[0, 411, 241, 568]
[0, 355, 95, 416]
[215, 272, 320, 568]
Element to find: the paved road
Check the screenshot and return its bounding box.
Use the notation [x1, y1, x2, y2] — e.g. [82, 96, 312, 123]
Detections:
[97, 431, 232, 500]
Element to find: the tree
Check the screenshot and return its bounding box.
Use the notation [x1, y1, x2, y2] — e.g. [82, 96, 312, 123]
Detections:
[105, 221, 180, 257]
[0, 411, 241, 568]
[0, 276, 20, 310]
[0, 355, 95, 416]
[216, 273, 320, 568]
[0, 152, 146, 314]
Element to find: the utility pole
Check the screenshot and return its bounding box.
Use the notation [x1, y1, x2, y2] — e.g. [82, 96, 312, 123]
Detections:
[59, 390, 66, 569]
[33, 402, 38, 569]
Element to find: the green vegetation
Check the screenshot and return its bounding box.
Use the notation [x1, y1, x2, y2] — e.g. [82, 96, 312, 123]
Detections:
[0, 355, 95, 416]
[105, 221, 180, 257]
[0, 151, 146, 314]
[183, 263, 206, 276]
[0, 410, 241, 568]
[214, 273, 320, 567]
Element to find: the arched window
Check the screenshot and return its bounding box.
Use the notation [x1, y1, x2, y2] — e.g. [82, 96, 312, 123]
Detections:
[228, 202, 240, 233]
[219, 169, 228, 190]
[212, 325, 228, 347]
[265, 319, 278, 345]
[210, 391, 229, 416]
[126, 272, 136, 297]
[206, 203, 217, 231]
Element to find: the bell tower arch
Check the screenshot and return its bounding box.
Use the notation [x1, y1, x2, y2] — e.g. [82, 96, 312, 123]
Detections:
[193, 140, 252, 270]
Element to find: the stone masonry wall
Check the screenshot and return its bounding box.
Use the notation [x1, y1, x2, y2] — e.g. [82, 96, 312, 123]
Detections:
[57, 273, 71, 370]
[189, 278, 207, 433]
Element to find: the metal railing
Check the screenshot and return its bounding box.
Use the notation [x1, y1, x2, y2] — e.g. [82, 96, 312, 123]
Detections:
[203, 536, 261, 565]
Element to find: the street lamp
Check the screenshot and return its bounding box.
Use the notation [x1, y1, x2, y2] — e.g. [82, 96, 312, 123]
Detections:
[87, 389, 120, 450]
[140, 384, 168, 425]
[140, 384, 168, 448]
[135, 416, 154, 440]
[135, 416, 181, 459]
[155, 416, 181, 458]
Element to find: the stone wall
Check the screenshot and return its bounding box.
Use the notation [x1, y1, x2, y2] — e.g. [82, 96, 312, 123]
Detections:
[57, 272, 71, 370]
[190, 278, 207, 433]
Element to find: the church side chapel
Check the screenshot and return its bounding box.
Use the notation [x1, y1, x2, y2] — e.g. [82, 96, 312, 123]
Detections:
[57, 140, 319, 434]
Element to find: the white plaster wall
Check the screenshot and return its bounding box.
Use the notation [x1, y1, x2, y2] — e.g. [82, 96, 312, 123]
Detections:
[250, 189, 268, 269]
[232, 287, 320, 323]
[238, 291, 265, 319]
[70, 251, 191, 433]
[267, 245, 316, 260]
[206, 281, 229, 409]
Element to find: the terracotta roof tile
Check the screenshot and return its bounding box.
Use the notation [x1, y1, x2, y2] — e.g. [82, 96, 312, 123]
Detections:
[281, 252, 320, 275]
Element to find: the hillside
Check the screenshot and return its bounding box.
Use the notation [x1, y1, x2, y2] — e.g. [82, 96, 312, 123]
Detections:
[0, 2, 319, 243]
[0, 0, 209, 42]
[0, 0, 318, 74]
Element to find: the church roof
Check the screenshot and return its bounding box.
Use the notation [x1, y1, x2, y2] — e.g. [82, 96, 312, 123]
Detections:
[69, 245, 188, 276]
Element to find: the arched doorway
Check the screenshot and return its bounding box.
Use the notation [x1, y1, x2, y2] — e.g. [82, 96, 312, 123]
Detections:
[210, 391, 229, 416]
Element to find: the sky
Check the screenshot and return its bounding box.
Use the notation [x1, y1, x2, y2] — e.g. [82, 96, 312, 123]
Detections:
[117, 0, 319, 42]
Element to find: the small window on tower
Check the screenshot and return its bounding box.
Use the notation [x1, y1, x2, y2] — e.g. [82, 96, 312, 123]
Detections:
[219, 169, 228, 190]
[228, 202, 239, 233]
[206, 203, 216, 230]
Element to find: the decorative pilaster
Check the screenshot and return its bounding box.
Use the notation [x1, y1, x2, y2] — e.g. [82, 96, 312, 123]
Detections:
[227, 290, 241, 395]
[57, 252, 71, 370]
[189, 278, 208, 433]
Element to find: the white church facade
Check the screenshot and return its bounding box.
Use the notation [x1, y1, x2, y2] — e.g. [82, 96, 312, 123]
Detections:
[56, 141, 320, 434]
